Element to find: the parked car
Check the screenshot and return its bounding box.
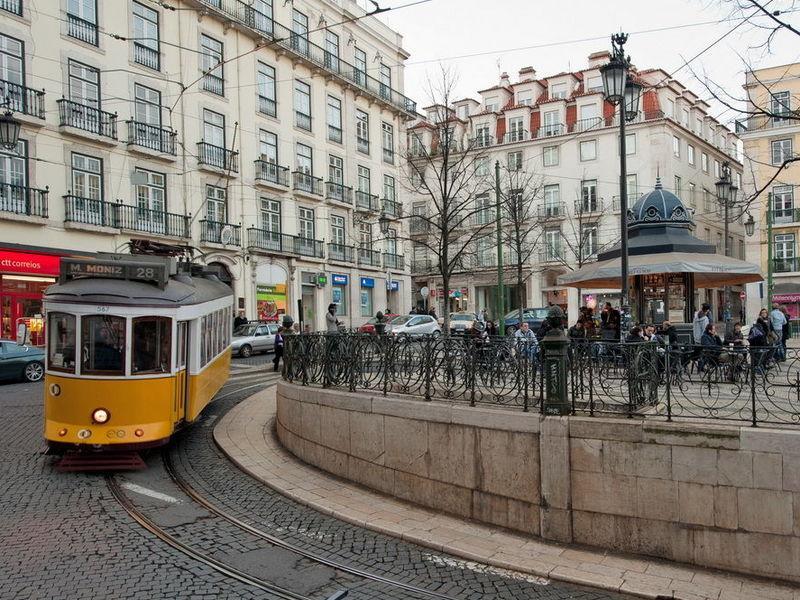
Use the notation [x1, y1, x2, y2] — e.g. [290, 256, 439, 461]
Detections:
[503, 308, 551, 335]
[0, 339, 45, 382]
[449, 312, 479, 334]
[387, 315, 441, 337]
[358, 314, 399, 334]
[231, 323, 279, 357]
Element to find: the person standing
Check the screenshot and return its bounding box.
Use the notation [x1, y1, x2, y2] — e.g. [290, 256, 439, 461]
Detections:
[273, 327, 285, 372]
[770, 302, 788, 361]
[233, 310, 247, 329]
[780, 305, 791, 356]
[692, 303, 711, 344]
[326, 303, 341, 333]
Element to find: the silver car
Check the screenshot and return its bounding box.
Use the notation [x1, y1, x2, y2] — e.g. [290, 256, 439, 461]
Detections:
[388, 315, 442, 337]
[449, 312, 479, 334]
[231, 323, 278, 357]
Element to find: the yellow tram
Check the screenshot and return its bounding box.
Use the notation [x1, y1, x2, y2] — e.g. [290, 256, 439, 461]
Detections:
[43, 254, 233, 452]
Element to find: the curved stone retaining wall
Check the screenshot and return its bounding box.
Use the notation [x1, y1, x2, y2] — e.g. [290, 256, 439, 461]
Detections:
[276, 381, 800, 582]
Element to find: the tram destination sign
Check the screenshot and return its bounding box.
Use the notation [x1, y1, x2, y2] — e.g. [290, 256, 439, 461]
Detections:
[61, 258, 169, 288]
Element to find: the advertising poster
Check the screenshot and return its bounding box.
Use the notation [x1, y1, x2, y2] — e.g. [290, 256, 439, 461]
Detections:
[257, 283, 287, 322]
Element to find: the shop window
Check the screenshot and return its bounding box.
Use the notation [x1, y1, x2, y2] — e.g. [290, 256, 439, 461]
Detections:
[81, 315, 125, 375]
[132, 316, 171, 374]
[48, 313, 77, 373]
[333, 285, 347, 316]
[360, 288, 373, 317]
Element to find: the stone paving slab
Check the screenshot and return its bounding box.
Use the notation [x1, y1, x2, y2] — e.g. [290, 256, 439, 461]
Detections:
[214, 387, 800, 600]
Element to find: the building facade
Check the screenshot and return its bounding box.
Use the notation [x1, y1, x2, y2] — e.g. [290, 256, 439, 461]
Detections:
[408, 52, 745, 325]
[0, 0, 414, 339]
[741, 63, 800, 325]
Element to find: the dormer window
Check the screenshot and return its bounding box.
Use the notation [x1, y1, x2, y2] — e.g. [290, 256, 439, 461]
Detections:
[457, 105, 469, 119]
[517, 91, 532, 105]
[485, 97, 498, 112]
[550, 83, 567, 99]
[586, 76, 603, 92]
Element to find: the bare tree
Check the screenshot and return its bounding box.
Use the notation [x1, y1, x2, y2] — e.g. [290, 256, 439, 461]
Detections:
[402, 67, 495, 333]
[497, 166, 546, 328]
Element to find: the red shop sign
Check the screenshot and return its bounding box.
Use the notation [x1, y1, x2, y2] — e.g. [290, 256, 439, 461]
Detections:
[0, 250, 61, 276]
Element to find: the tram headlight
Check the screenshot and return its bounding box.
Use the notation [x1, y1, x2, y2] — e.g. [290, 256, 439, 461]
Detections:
[91, 408, 110, 424]
[58, 428, 67, 437]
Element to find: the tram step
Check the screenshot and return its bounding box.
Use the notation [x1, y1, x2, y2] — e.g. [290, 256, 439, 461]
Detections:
[55, 452, 147, 472]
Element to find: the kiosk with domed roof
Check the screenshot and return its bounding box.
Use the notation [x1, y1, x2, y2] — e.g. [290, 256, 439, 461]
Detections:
[558, 179, 762, 325]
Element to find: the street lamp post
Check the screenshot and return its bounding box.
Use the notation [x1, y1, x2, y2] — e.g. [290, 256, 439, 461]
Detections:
[601, 33, 641, 340]
[715, 161, 739, 334]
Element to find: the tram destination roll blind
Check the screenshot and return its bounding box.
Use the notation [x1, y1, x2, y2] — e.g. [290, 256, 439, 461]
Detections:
[60, 258, 170, 288]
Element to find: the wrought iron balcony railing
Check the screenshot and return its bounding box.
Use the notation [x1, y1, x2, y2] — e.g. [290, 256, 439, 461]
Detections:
[411, 258, 435, 273]
[381, 198, 402, 219]
[383, 253, 404, 270]
[0, 80, 44, 119]
[63, 195, 117, 228]
[295, 111, 311, 131]
[200, 220, 241, 245]
[358, 248, 382, 267]
[328, 125, 342, 144]
[133, 43, 160, 71]
[0, 183, 48, 218]
[0, 0, 22, 15]
[67, 12, 98, 46]
[357, 137, 370, 154]
[126, 121, 176, 155]
[197, 142, 239, 172]
[327, 243, 355, 263]
[535, 123, 565, 138]
[472, 211, 495, 226]
[325, 182, 352, 205]
[538, 249, 565, 263]
[58, 99, 118, 139]
[502, 130, 530, 143]
[254, 160, 289, 187]
[471, 135, 493, 148]
[258, 95, 276, 117]
[202, 73, 224, 96]
[774, 257, 800, 273]
[292, 171, 323, 196]
[538, 203, 566, 219]
[117, 204, 190, 237]
[570, 117, 604, 133]
[574, 198, 603, 214]
[383, 148, 395, 164]
[355, 190, 380, 212]
[410, 217, 429, 234]
[772, 208, 800, 225]
[192, 0, 416, 114]
[247, 228, 325, 258]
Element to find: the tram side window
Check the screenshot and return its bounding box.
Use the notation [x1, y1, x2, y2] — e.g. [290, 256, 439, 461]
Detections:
[81, 315, 125, 375]
[48, 313, 76, 373]
[132, 317, 171, 374]
[201, 315, 209, 366]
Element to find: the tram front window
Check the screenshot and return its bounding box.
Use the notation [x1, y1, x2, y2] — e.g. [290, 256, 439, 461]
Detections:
[48, 312, 76, 373]
[132, 317, 171, 374]
[81, 315, 125, 375]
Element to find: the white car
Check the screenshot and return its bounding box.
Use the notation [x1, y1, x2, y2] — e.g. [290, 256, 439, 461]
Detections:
[388, 315, 441, 337]
[231, 323, 279, 357]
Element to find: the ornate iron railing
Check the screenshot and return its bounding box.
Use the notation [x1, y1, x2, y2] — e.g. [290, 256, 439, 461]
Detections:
[0, 183, 48, 218]
[358, 248, 382, 267]
[0, 80, 44, 118]
[134, 43, 160, 70]
[254, 161, 289, 187]
[0, 0, 22, 15]
[64, 195, 117, 228]
[200, 220, 241, 245]
[327, 242, 355, 263]
[381, 198, 402, 218]
[355, 190, 380, 212]
[247, 228, 325, 258]
[284, 335, 800, 427]
[126, 121, 176, 155]
[58, 99, 118, 139]
[325, 181, 352, 204]
[116, 204, 190, 237]
[67, 13, 98, 46]
[292, 171, 323, 196]
[197, 142, 239, 172]
[383, 252, 404, 270]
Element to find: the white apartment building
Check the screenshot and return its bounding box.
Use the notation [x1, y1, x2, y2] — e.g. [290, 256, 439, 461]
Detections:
[408, 52, 745, 325]
[0, 0, 414, 339]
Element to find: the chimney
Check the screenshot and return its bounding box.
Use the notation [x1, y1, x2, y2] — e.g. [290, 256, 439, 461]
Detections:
[587, 50, 611, 69]
[518, 66, 536, 81]
[499, 71, 510, 87]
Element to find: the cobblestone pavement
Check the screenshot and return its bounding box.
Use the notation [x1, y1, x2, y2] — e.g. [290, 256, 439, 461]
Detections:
[1, 374, 631, 599]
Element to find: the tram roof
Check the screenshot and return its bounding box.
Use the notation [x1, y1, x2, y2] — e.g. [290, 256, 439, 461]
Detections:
[43, 274, 232, 307]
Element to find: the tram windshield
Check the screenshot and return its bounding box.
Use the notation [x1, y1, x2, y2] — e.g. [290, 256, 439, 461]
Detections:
[81, 315, 125, 376]
[48, 313, 76, 373]
[132, 317, 171, 374]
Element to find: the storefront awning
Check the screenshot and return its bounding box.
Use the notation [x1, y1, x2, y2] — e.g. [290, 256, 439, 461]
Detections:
[557, 251, 763, 289]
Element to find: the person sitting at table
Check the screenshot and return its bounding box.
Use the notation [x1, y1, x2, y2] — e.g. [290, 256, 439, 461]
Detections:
[699, 323, 728, 372]
[625, 326, 645, 343]
[724, 322, 746, 347]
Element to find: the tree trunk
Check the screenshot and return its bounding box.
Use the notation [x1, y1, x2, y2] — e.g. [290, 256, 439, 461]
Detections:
[517, 260, 524, 333]
[442, 269, 450, 335]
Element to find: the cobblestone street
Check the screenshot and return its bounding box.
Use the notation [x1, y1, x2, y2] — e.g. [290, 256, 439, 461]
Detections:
[0, 374, 635, 599]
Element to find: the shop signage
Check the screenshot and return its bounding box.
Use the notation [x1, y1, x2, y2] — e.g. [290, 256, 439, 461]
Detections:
[256, 284, 287, 322]
[389, 280, 400, 291]
[62, 258, 168, 288]
[360, 277, 374, 288]
[773, 294, 800, 303]
[332, 274, 349, 286]
[316, 273, 328, 287]
[0, 250, 61, 276]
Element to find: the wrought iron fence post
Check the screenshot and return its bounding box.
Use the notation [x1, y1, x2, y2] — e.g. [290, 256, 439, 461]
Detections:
[322, 334, 332, 388]
[588, 344, 594, 416]
[522, 344, 530, 413]
[468, 342, 477, 408]
[348, 335, 358, 393]
[626, 344, 635, 418]
[424, 335, 433, 401]
[665, 346, 672, 421]
[382, 335, 391, 396]
[750, 351, 758, 427]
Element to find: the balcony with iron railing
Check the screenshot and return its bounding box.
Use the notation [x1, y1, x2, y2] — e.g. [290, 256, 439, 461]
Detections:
[58, 99, 118, 140]
[538, 248, 565, 264]
[735, 113, 799, 134]
[570, 117, 604, 134]
[247, 228, 325, 258]
[471, 135, 493, 148]
[411, 258, 435, 273]
[381, 198, 402, 219]
[772, 208, 800, 225]
[475, 253, 498, 269]
[574, 198, 603, 214]
[471, 211, 495, 226]
[0, 80, 44, 119]
[189, 0, 416, 115]
[328, 125, 342, 144]
[126, 121, 176, 155]
[355, 190, 380, 212]
[538, 203, 566, 219]
[1, 183, 48, 219]
[200, 220, 242, 245]
[774, 257, 800, 273]
[358, 247, 382, 268]
[258, 95, 276, 117]
[134, 43, 160, 71]
[325, 182, 353, 205]
[63, 195, 117, 228]
[202, 73, 224, 96]
[254, 160, 289, 188]
[383, 147, 395, 165]
[534, 123, 565, 138]
[292, 171, 323, 196]
[197, 142, 239, 173]
[328, 243, 355, 263]
[1, 0, 22, 15]
[117, 204, 190, 237]
[67, 12, 98, 46]
[502, 130, 530, 144]
[383, 253, 405, 270]
[295, 111, 311, 131]
[357, 137, 370, 154]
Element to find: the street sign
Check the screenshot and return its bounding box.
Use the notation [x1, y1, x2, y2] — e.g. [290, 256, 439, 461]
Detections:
[420, 286, 429, 298]
[740, 291, 746, 300]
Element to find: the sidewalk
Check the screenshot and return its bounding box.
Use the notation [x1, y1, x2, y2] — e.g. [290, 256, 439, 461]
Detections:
[214, 387, 800, 600]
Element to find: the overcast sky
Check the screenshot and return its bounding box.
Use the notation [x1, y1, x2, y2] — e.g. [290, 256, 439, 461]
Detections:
[377, 0, 799, 125]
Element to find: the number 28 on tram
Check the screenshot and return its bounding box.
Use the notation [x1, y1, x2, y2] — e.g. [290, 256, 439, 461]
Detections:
[43, 256, 234, 451]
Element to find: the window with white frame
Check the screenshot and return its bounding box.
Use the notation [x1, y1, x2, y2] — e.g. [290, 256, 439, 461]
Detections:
[383, 174, 396, 201]
[775, 233, 795, 271]
[618, 133, 635, 155]
[714, 159, 721, 177]
[543, 145, 558, 167]
[291, 9, 308, 54]
[258, 129, 278, 163]
[475, 157, 489, 176]
[517, 91, 532, 105]
[327, 96, 342, 143]
[298, 206, 315, 239]
[579, 139, 597, 161]
[508, 117, 525, 142]
[688, 182, 696, 206]
[132, 2, 160, 70]
[672, 135, 680, 157]
[71, 152, 102, 203]
[581, 223, 598, 258]
[687, 144, 695, 166]
[200, 34, 223, 95]
[330, 214, 345, 246]
[379, 63, 391, 99]
[354, 47, 367, 84]
[773, 185, 794, 220]
[382, 122, 394, 164]
[296, 143, 313, 174]
[260, 198, 280, 233]
[772, 139, 793, 165]
[545, 228, 562, 259]
[586, 76, 603, 91]
[294, 80, 311, 130]
[550, 82, 566, 99]
[356, 109, 369, 153]
[580, 180, 597, 212]
[357, 165, 371, 194]
[507, 151, 523, 171]
[257, 62, 276, 117]
[626, 174, 637, 202]
[674, 175, 682, 200]
[544, 184, 560, 215]
[205, 184, 226, 223]
[324, 30, 339, 71]
[475, 124, 491, 146]
[484, 96, 498, 111]
[772, 91, 791, 124]
[701, 152, 708, 172]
